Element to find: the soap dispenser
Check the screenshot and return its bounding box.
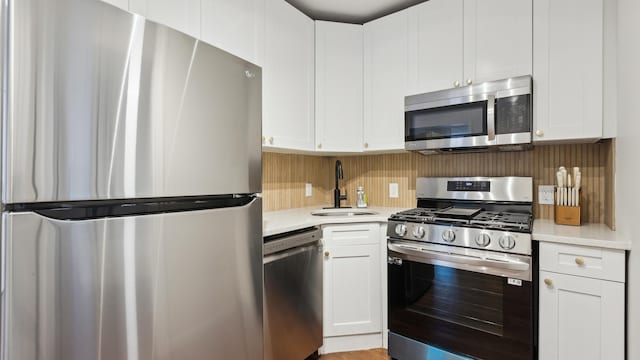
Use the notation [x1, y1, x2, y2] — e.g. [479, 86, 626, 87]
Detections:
[356, 186, 367, 208]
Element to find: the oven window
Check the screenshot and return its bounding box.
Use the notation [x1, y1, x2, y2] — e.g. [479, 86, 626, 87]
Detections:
[496, 94, 531, 134]
[389, 258, 533, 360]
[406, 265, 504, 336]
[405, 101, 487, 141]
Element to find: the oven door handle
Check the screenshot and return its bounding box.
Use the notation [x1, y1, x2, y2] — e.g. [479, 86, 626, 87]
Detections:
[387, 243, 530, 272]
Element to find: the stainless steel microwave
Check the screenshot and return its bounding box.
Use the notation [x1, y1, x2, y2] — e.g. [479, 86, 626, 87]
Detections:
[405, 75, 532, 154]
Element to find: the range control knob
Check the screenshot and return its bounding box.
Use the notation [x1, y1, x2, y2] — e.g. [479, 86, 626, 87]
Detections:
[442, 229, 456, 242]
[475, 233, 491, 247]
[395, 224, 408, 237]
[412, 226, 426, 239]
[499, 235, 516, 250]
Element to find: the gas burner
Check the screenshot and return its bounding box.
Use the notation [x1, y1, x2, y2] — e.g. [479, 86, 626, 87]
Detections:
[388, 177, 534, 255]
[391, 208, 439, 222]
[392, 208, 532, 232]
[470, 211, 532, 231]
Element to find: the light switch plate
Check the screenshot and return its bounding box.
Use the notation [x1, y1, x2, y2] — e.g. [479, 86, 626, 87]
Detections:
[389, 183, 399, 198]
[305, 183, 312, 197]
[538, 185, 555, 205]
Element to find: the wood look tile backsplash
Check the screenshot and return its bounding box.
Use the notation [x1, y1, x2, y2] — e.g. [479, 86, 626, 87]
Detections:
[263, 140, 615, 228]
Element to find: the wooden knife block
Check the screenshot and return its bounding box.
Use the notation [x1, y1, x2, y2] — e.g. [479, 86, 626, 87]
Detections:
[555, 205, 581, 226]
[554, 189, 582, 226]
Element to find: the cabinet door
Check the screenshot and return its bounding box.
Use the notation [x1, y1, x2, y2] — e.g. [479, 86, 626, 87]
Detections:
[315, 21, 364, 153]
[539, 271, 624, 360]
[363, 10, 409, 152]
[263, 0, 315, 151]
[324, 243, 381, 337]
[533, 0, 603, 142]
[407, 0, 463, 94]
[129, 0, 200, 38]
[463, 0, 532, 84]
[100, 0, 128, 11]
[200, 0, 265, 66]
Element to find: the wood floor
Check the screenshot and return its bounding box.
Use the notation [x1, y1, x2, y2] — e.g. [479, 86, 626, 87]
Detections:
[320, 348, 390, 360]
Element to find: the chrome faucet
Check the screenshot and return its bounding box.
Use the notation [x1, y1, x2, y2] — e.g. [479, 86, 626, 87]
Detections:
[333, 160, 347, 208]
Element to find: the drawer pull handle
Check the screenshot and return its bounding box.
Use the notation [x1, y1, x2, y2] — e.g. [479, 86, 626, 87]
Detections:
[544, 278, 553, 287]
[575, 257, 585, 266]
[324, 251, 330, 257]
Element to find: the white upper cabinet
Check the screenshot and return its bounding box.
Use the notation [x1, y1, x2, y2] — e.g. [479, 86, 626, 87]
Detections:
[533, 0, 603, 142]
[315, 21, 364, 153]
[100, 0, 128, 11]
[463, 0, 532, 84]
[262, 0, 315, 151]
[200, 0, 265, 66]
[407, 0, 463, 95]
[409, 0, 532, 94]
[129, 0, 201, 38]
[363, 9, 409, 152]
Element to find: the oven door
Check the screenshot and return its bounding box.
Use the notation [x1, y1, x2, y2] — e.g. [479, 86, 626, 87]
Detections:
[404, 94, 496, 151]
[387, 241, 534, 360]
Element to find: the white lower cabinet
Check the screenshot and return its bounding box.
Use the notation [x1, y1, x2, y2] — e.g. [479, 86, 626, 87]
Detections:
[321, 223, 386, 353]
[538, 243, 625, 360]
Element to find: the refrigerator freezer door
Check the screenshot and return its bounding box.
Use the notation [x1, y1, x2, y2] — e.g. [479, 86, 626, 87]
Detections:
[1, 198, 262, 360]
[5, 0, 262, 203]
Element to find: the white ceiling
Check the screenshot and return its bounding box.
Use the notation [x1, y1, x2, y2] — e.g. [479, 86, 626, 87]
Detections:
[285, 0, 429, 24]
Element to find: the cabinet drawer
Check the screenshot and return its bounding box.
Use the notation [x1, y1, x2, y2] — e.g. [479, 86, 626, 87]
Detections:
[539, 242, 625, 282]
[322, 223, 380, 246]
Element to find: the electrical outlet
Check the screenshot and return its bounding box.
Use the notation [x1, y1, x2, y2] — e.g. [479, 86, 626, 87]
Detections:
[305, 183, 312, 197]
[389, 183, 399, 198]
[538, 185, 555, 205]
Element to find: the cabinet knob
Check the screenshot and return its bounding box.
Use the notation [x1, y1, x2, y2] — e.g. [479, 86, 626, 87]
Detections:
[466, 78, 473, 85]
[268, 136, 274, 145]
[364, 142, 369, 149]
[544, 278, 553, 287]
[575, 257, 585, 266]
[453, 80, 461, 88]
[324, 251, 330, 257]
[535, 129, 544, 137]
[317, 143, 322, 149]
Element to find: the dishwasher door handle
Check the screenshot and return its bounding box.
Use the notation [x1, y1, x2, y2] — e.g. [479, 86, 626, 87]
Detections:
[263, 242, 322, 264]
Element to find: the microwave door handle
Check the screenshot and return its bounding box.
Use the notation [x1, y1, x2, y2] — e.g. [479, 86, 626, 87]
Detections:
[487, 94, 496, 141]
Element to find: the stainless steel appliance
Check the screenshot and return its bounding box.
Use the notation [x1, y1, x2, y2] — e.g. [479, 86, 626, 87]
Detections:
[387, 177, 536, 360]
[264, 227, 323, 360]
[1, 0, 263, 359]
[405, 76, 532, 154]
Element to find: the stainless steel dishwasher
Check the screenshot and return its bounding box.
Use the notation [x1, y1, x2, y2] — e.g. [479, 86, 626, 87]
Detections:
[264, 227, 323, 360]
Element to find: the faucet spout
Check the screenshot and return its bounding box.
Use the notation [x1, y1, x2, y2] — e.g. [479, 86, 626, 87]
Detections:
[333, 160, 347, 208]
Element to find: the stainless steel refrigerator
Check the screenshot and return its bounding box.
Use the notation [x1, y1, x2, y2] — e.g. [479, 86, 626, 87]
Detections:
[1, 0, 263, 359]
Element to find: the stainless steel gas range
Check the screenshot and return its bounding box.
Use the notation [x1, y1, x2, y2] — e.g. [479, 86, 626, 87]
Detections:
[387, 177, 536, 360]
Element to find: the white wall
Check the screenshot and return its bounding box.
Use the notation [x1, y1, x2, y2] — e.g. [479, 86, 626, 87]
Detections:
[616, 0, 640, 357]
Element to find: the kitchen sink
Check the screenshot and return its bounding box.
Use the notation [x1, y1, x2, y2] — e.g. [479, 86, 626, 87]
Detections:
[310, 209, 378, 216]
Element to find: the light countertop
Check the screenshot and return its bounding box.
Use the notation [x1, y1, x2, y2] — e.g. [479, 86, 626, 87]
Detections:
[264, 208, 631, 250]
[263, 206, 408, 237]
[532, 219, 631, 250]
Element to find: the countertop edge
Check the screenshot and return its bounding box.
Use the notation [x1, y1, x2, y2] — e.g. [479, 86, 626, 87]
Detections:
[264, 210, 632, 251]
[263, 206, 406, 237]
